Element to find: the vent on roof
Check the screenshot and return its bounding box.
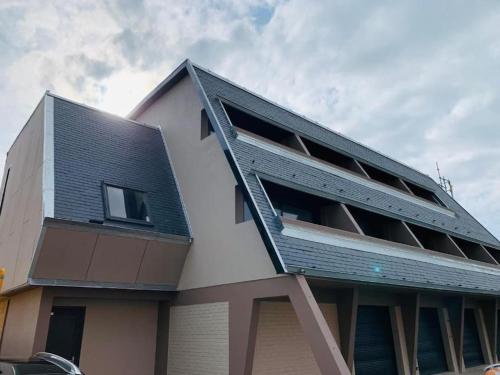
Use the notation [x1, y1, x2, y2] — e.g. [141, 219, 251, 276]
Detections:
[224, 103, 307, 153]
[360, 163, 410, 192]
[261, 180, 360, 233]
[300, 137, 367, 176]
[346, 205, 421, 247]
[405, 181, 446, 207]
[406, 224, 465, 258]
[451, 237, 498, 265]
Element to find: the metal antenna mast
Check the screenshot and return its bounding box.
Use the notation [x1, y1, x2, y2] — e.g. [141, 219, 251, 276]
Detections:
[436, 162, 454, 197]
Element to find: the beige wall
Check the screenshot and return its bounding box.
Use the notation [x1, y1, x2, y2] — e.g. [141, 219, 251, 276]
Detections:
[167, 302, 229, 375]
[252, 301, 340, 375]
[0, 98, 44, 292]
[55, 298, 158, 375]
[0, 287, 43, 358]
[136, 76, 277, 290]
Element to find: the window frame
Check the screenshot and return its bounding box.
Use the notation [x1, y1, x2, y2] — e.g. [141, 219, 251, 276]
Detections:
[102, 182, 154, 226]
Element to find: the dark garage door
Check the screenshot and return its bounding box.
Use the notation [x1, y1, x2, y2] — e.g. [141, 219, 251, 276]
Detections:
[417, 308, 448, 375]
[354, 305, 398, 375]
[463, 308, 484, 368]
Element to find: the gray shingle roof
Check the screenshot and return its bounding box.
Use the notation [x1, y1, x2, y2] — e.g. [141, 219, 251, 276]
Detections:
[188, 62, 500, 295]
[53, 95, 190, 237]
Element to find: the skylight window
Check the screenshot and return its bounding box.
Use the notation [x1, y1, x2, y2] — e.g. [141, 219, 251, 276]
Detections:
[103, 184, 152, 224]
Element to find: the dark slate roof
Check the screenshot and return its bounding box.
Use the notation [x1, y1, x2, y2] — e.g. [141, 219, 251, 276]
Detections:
[52, 95, 190, 237]
[184, 62, 500, 295]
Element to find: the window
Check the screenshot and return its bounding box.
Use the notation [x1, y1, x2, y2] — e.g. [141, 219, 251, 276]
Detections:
[451, 237, 497, 264]
[201, 109, 214, 139]
[404, 181, 446, 207]
[301, 138, 367, 176]
[406, 224, 464, 257]
[360, 163, 410, 192]
[235, 186, 252, 223]
[224, 103, 307, 153]
[0, 168, 9, 216]
[346, 205, 421, 247]
[261, 180, 323, 225]
[103, 184, 152, 224]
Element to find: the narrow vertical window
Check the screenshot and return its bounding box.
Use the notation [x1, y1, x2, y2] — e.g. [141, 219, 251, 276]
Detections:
[200, 109, 214, 140]
[0, 168, 10, 216]
[235, 185, 252, 223]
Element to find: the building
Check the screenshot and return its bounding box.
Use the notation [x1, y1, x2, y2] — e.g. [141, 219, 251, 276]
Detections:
[0, 60, 499, 375]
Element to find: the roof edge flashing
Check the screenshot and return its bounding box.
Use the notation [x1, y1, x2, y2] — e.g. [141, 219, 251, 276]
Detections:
[42, 94, 55, 220]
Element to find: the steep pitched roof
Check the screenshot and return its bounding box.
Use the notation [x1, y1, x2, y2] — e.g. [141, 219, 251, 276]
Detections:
[51, 93, 190, 238]
[131, 60, 500, 295]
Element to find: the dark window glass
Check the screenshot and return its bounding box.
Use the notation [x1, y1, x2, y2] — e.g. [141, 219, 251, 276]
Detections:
[354, 305, 398, 375]
[463, 309, 484, 368]
[105, 185, 151, 223]
[0, 168, 10, 216]
[417, 308, 448, 375]
[261, 180, 323, 225]
[235, 185, 253, 223]
[201, 109, 214, 139]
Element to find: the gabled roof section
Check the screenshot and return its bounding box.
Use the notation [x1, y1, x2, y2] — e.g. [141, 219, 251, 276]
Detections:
[51, 93, 190, 238]
[130, 60, 500, 295]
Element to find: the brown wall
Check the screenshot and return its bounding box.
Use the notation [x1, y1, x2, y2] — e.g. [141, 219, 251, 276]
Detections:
[54, 298, 158, 375]
[136, 76, 277, 290]
[0, 287, 43, 358]
[252, 302, 340, 375]
[0, 97, 44, 292]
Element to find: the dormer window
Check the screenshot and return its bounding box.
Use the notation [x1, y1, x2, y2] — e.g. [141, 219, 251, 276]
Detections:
[103, 184, 152, 224]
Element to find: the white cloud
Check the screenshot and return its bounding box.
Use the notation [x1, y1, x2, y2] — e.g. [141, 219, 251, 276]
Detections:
[0, 0, 499, 237]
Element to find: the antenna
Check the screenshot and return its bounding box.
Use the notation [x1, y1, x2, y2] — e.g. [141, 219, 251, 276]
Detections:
[436, 162, 454, 197]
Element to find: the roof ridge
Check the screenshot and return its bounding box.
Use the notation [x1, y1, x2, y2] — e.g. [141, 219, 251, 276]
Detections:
[190, 61, 435, 184]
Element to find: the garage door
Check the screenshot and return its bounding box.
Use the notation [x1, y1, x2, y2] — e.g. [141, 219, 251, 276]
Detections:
[463, 308, 484, 368]
[497, 311, 500, 360]
[417, 308, 448, 375]
[354, 305, 398, 375]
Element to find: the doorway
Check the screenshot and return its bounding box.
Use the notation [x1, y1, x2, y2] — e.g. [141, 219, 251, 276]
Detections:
[45, 306, 85, 365]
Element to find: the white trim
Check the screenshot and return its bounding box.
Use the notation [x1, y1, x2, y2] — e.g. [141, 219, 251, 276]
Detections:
[237, 131, 455, 217]
[281, 220, 500, 277]
[42, 94, 55, 219]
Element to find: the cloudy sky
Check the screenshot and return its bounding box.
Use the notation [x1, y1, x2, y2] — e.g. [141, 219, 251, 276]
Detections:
[1, 0, 499, 237]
